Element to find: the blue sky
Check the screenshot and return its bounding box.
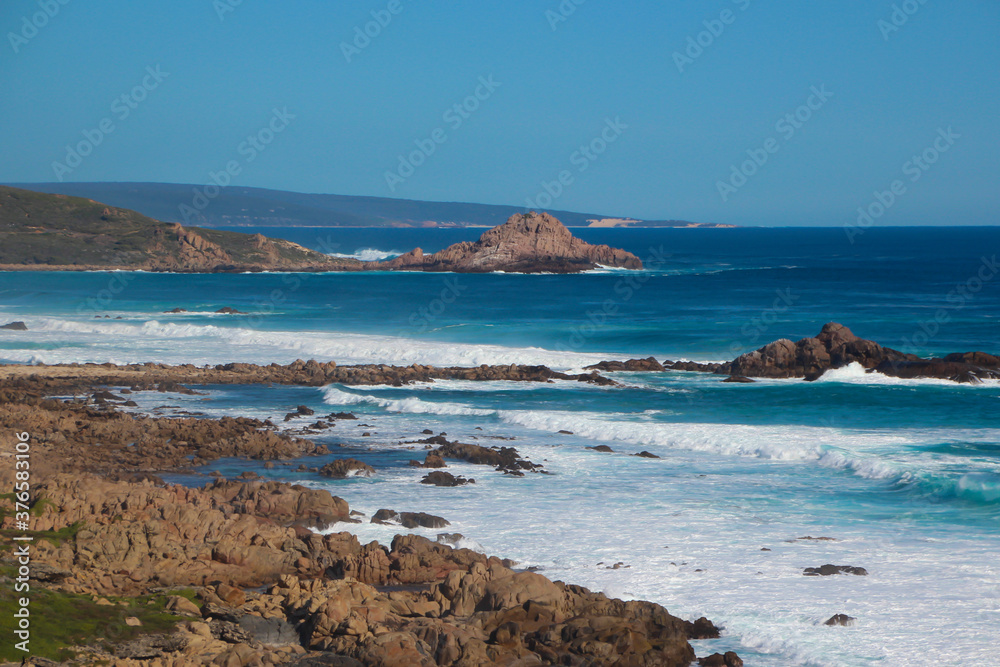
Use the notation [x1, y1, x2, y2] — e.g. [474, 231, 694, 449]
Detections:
[1, 0, 997, 226]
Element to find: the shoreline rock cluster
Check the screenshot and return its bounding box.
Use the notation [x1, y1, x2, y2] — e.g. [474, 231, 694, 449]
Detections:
[588, 322, 1000, 384]
[0, 366, 731, 665]
[0, 359, 617, 395]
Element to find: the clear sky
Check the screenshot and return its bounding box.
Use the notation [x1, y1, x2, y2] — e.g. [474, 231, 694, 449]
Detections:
[1, 0, 997, 226]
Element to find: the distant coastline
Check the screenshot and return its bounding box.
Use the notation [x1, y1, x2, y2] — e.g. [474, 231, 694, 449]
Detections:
[6, 181, 736, 230]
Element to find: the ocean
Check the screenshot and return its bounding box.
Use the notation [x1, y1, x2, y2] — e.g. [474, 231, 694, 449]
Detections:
[1, 226, 998, 666]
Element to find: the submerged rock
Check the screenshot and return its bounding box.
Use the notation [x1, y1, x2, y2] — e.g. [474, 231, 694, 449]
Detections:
[804, 564, 868, 576]
[824, 613, 857, 626]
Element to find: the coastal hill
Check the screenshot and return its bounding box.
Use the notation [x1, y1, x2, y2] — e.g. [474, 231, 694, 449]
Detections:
[0, 186, 641, 273]
[7, 181, 731, 229]
[377, 212, 643, 272]
[0, 185, 359, 272]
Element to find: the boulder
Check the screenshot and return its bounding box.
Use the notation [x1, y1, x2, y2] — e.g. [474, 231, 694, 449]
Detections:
[699, 652, 744, 667]
[319, 459, 375, 478]
[824, 613, 856, 626]
[371, 509, 450, 529]
[420, 471, 473, 487]
[0, 321, 27, 330]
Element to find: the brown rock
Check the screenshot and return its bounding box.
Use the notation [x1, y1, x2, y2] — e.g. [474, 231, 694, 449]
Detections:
[373, 212, 642, 273]
[420, 471, 472, 487]
[318, 459, 375, 478]
[824, 613, 856, 626]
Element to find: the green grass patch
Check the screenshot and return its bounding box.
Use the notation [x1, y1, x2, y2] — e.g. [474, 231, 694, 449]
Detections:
[0, 587, 187, 662]
[0, 521, 84, 551]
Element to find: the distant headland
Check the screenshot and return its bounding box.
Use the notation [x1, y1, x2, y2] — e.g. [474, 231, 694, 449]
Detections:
[4, 181, 735, 230]
[0, 186, 640, 273]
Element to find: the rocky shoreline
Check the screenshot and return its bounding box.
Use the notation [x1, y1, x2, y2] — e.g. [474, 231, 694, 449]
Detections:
[2, 321, 966, 663]
[0, 366, 735, 666]
[0, 359, 617, 396]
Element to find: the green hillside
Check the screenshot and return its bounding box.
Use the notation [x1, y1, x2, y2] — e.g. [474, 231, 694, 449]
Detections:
[0, 186, 358, 271]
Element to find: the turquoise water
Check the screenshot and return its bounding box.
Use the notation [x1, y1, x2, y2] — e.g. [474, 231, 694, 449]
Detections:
[1, 226, 998, 665]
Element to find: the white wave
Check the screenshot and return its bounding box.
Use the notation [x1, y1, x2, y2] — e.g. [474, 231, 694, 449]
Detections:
[492, 409, 981, 489]
[19, 316, 616, 369]
[327, 248, 401, 261]
[585, 265, 642, 274]
[318, 385, 947, 486]
[322, 385, 494, 416]
[815, 362, 998, 387]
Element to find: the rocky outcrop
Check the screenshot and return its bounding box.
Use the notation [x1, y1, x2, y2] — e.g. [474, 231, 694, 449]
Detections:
[0, 466, 712, 666]
[727, 323, 1000, 382]
[594, 322, 1000, 383]
[585, 356, 664, 372]
[373, 212, 643, 273]
[0, 397, 322, 477]
[371, 509, 450, 529]
[427, 439, 545, 476]
[0, 320, 27, 330]
[727, 322, 906, 380]
[421, 471, 474, 487]
[319, 458, 376, 478]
